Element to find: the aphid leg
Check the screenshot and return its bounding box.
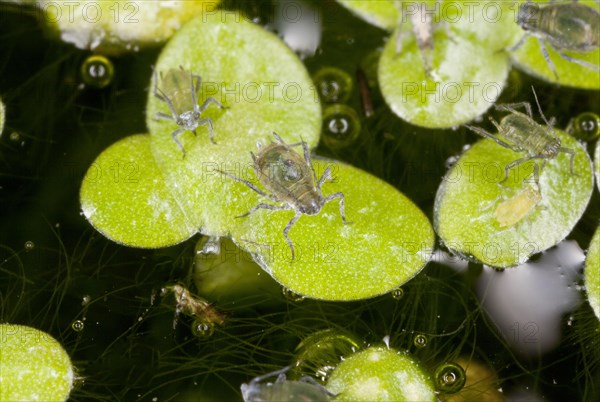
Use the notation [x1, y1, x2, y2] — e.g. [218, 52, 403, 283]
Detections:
[172, 128, 187, 157]
[465, 124, 515, 150]
[558, 146, 577, 176]
[508, 33, 528, 53]
[537, 38, 559, 80]
[495, 102, 533, 119]
[283, 210, 302, 260]
[196, 117, 217, 144]
[553, 47, 600, 72]
[156, 111, 175, 121]
[298, 376, 338, 397]
[237, 202, 290, 219]
[198, 96, 224, 113]
[249, 366, 293, 385]
[324, 192, 353, 225]
[394, 4, 409, 55]
[317, 166, 332, 189]
[218, 170, 276, 199]
[501, 156, 536, 184]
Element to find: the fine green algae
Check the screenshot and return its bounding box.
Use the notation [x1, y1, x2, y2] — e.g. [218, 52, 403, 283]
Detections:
[0, 96, 4, 136]
[585, 226, 600, 321]
[435, 129, 593, 268]
[509, 0, 600, 90]
[0, 324, 74, 402]
[35, 0, 220, 55]
[326, 346, 436, 401]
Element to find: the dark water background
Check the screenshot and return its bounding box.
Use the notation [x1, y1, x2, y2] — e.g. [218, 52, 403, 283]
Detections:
[0, 1, 599, 401]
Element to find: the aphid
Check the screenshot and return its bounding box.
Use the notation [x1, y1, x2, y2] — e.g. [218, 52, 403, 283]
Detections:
[160, 283, 225, 330]
[465, 87, 576, 185]
[511, 0, 600, 79]
[220, 133, 351, 260]
[153, 66, 223, 157]
[494, 184, 542, 227]
[241, 365, 336, 402]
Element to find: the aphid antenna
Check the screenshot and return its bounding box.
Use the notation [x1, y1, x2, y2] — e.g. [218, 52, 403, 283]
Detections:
[249, 365, 293, 384]
[530, 86, 555, 134]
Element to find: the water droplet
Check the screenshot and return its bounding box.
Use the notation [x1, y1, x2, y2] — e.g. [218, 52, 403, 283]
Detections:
[569, 112, 600, 141]
[80, 55, 114, 89]
[391, 287, 404, 300]
[322, 104, 361, 148]
[71, 320, 85, 332]
[191, 320, 215, 338]
[9, 131, 20, 142]
[24, 241, 35, 252]
[434, 362, 466, 394]
[413, 333, 428, 348]
[282, 287, 306, 302]
[312, 67, 353, 103]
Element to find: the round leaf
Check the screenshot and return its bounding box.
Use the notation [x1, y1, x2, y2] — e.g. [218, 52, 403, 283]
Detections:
[435, 129, 593, 268]
[145, 12, 321, 237]
[80, 134, 197, 248]
[227, 159, 434, 301]
[585, 226, 600, 321]
[326, 346, 436, 402]
[0, 324, 74, 402]
[334, 0, 398, 30]
[509, 0, 600, 90]
[36, 0, 220, 55]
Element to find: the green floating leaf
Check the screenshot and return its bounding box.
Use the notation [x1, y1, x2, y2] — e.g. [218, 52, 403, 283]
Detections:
[509, 0, 600, 90]
[80, 134, 196, 248]
[335, 0, 398, 30]
[36, 0, 220, 55]
[586, 226, 600, 321]
[377, 1, 520, 128]
[229, 159, 434, 301]
[326, 346, 436, 401]
[81, 13, 319, 248]
[435, 129, 593, 268]
[0, 324, 74, 402]
[145, 12, 321, 237]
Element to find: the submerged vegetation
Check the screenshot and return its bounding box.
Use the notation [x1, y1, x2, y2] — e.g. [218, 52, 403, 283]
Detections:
[0, 0, 599, 401]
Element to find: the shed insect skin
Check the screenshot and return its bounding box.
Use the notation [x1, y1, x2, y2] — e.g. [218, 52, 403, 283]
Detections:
[494, 184, 543, 227]
[160, 283, 225, 330]
[241, 365, 336, 402]
[153, 66, 224, 157]
[465, 87, 576, 185]
[511, 0, 600, 79]
[219, 133, 352, 260]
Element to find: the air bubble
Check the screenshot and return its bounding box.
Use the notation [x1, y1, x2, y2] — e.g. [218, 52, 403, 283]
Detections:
[24, 241, 35, 252]
[434, 362, 466, 394]
[391, 287, 404, 300]
[293, 329, 362, 382]
[81, 295, 91, 306]
[322, 104, 361, 148]
[81, 55, 114, 89]
[9, 132, 20, 142]
[413, 333, 428, 348]
[71, 320, 85, 332]
[191, 320, 215, 338]
[282, 287, 306, 302]
[312, 67, 353, 103]
[569, 112, 600, 141]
